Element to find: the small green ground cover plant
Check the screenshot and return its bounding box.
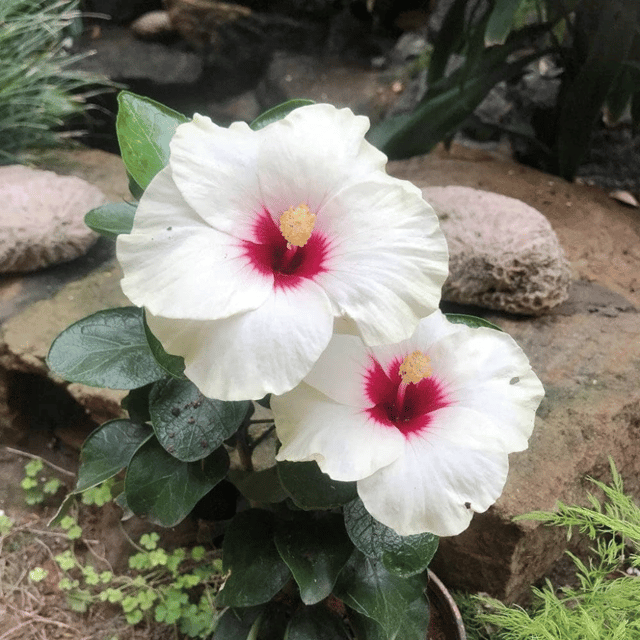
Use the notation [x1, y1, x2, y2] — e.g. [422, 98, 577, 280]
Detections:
[0, 0, 109, 162]
[456, 460, 640, 639]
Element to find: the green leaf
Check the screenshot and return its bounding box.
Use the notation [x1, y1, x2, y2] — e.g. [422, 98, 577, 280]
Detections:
[277, 460, 357, 510]
[76, 419, 152, 492]
[555, 0, 640, 179]
[143, 312, 186, 379]
[121, 383, 154, 424]
[484, 0, 522, 46]
[343, 499, 438, 578]
[274, 513, 353, 605]
[216, 510, 291, 608]
[125, 439, 229, 527]
[427, 0, 469, 84]
[149, 378, 249, 462]
[334, 551, 429, 640]
[116, 91, 189, 190]
[445, 313, 503, 331]
[47, 307, 167, 389]
[214, 607, 263, 640]
[228, 465, 288, 504]
[84, 201, 136, 240]
[286, 605, 350, 640]
[347, 609, 386, 640]
[249, 99, 315, 131]
[127, 171, 144, 200]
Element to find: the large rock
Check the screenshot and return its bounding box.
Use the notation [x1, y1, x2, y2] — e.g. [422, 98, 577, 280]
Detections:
[422, 185, 571, 314]
[0, 165, 106, 273]
[389, 145, 640, 602]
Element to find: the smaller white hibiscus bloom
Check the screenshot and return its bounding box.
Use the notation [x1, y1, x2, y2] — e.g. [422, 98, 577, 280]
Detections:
[273, 310, 544, 537]
[117, 104, 448, 401]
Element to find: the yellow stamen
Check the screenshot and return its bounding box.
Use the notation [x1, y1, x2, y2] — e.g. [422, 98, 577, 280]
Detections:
[279, 203, 316, 247]
[399, 350, 432, 384]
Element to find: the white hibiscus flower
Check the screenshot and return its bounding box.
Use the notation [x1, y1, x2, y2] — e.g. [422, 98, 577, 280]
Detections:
[116, 104, 448, 400]
[273, 310, 544, 537]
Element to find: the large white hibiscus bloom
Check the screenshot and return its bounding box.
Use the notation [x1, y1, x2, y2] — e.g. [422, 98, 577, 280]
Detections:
[117, 104, 448, 400]
[273, 310, 544, 537]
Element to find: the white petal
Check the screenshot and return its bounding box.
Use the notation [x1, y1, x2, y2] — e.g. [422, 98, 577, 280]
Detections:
[146, 282, 334, 400]
[273, 383, 405, 481]
[257, 104, 387, 215]
[169, 114, 263, 237]
[318, 178, 448, 345]
[357, 437, 510, 536]
[117, 167, 272, 320]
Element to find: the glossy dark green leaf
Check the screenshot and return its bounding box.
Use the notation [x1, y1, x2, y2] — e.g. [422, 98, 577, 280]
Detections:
[116, 91, 189, 190]
[149, 378, 249, 462]
[121, 383, 154, 424]
[334, 551, 429, 640]
[348, 609, 386, 640]
[227, 465, 288, 504]
[47, 307, 166, 389]
[274, 513, 353, 605]
[84, 201, 136, 240]
[214, 607, 263, 640]
[249, 99, 315, 131]
[445, 313, 503, 331]
[555, 0, 640, 179]
[343, 499, 438, 578]
[143, 312, 186, 379]
[286, 605, 350, 640]
[277, 460, 357, 510]
[76, 419, 152, 492]
[484, 0, 522, 46]
[216, 509, 291, 607]
[125, 439, 229, 526]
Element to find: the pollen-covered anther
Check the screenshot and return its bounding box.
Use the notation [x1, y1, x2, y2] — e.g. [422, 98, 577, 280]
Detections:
[279, 203, 317, 247]
[399, 350, 432, 384]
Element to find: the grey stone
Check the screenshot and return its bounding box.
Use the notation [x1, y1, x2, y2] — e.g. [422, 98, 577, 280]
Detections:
[130, 10, 174, 40]
[0, 165, 106, 274]
[421, 185, 571, 315]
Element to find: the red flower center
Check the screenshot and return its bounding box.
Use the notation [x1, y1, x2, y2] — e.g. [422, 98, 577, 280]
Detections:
[364, 355, 450, 436]
[242, 208, 329, 289]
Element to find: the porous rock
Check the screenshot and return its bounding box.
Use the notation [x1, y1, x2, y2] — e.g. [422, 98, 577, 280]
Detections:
[0, 165, 106, 274]
[422, 185, 571, 315]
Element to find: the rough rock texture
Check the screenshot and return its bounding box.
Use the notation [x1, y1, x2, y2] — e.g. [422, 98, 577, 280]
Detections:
[389, 145, 640, 602]
[422, 185, 571, 314]
[0, 165, 106, 274]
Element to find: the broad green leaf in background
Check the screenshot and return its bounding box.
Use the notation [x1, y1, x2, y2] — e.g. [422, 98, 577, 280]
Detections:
[84, 201, 136, 240]
[116, 91, 188, 190]
[143, 312, 186, 379]
[334, 550, 429, 640]
[274, 513, 353, 605]
[484, 0, 524, 46]
[286, 605, 350, 640]
[249, 99, 315, 131]
[216, 510, 291, 608]
[125, 438, 229, 527]
[76, 419, 152, 492]
[445, 313, 503, 331]
[343, 499, 438, 578]
[149, 378, 249, 462]
[427, 0, 469, 85]
[47, 307, 166, 389]
[277, 460, 357, 510]
[228, 465, 288, 504]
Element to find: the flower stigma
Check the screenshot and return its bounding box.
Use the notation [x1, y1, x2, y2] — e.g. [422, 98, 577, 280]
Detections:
[279, 203, 317, 248]
[399, 350, 432, 384]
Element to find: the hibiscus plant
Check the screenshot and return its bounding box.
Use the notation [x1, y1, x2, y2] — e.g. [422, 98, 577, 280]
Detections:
[47, 91, 544, 639]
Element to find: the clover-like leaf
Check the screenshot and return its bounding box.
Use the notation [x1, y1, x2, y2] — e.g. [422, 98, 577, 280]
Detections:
[343, 499, 438, 578]
[125, 439, 229, 527]
[84, 201, 137, 240]
[47, 307, 166, 389]
[116, 91, 189, 190]
[274, 513, 353, 605]
[277, 460, 357, 510]
[149, 378, 249, 462]
[76, 419, 152, 492]
[334, 550, 429, 640]
[216, 510, 291, 608]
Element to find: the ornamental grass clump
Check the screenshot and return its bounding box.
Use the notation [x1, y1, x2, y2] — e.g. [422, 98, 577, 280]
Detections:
[47, 91, 545, 639]
[0, 0, 107, 161]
